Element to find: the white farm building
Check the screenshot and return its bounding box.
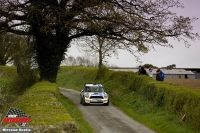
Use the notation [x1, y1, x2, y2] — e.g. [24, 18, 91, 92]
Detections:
[109, 68, 196, 79]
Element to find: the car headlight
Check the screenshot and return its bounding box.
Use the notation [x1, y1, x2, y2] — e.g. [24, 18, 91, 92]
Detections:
[84, 93, 89, 98]
[103, 92, 108, 99]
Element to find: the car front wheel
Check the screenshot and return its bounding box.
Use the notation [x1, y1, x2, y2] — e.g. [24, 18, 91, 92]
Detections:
[82, 97, 86, 105]
[104, 99, 109, 106]
[80, 97, 82, 104]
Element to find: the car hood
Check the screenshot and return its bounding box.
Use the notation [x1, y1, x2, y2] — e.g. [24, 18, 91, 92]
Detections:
[88, 92, 103, 96]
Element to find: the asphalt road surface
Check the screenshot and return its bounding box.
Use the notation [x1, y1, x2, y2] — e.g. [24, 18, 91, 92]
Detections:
[59, 87, 157, 133]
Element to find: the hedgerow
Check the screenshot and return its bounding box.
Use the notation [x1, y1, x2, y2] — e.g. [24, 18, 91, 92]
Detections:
[1, 81, 78, 132]
[58, 66, 200, 131]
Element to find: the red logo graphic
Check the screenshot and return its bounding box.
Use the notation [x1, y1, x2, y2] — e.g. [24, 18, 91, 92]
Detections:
[1, 107, 31, 126]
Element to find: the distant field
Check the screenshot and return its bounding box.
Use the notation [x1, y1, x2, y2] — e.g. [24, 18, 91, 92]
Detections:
[164, 78, 200, 90]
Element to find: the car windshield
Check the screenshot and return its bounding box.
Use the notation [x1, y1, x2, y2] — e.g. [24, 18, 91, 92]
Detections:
[85, 86, 104, 92]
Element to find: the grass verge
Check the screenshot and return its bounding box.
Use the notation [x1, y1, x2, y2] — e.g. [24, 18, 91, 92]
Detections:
[58, 91, 94, 133]
[0, 78, 17, 115]
[110, 92, 197, 133]
[57, 66, 199, 133]
[1, 66, 94, 133]
[1, 81, 79, 133]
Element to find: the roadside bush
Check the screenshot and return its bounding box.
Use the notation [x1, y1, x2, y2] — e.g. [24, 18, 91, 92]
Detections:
[1, 81, 79, 133]
[57, 66, 200, 131]
[96, 65, 109, 79]
[0, 66, 17, 78]
[0, 76, 18, 120]
[0, 79, 18, 115]
[0, 66, 18, 115]
[14, 82, 73, 125]
[12, 65, 37, 93]
[58, 66, 98, 90]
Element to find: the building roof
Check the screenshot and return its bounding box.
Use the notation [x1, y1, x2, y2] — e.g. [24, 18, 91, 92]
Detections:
[110, 68, 194, 75]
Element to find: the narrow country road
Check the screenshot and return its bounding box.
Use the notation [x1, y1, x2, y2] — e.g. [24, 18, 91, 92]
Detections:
[59, 87, 157, 133]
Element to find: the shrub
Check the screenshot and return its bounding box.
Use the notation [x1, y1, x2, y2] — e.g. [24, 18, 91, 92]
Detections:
[57, 66, 200, 131]
[0, 66, 17, 78]
[0, 81, 78, 133]
[0, 67, 18, 115]
[12, 65, 37, 93]
[0, 80, 18, 115]
[96, 65, 109, 79]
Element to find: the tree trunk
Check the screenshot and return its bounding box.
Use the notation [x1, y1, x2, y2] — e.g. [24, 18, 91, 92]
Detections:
[0, 58, 6, 65]
[98, 43, 103, 70]
[98, 53, 103, 70]
[35, 32, 70, 83]
[96, 47, 104, 80]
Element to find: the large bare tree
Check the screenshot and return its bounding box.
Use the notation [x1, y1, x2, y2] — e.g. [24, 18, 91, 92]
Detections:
[76, 36, 123, 69]
[0, 0, 199, 82]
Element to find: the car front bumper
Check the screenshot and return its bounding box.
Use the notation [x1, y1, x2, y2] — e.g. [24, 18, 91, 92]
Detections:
[84, 98, 109, 104]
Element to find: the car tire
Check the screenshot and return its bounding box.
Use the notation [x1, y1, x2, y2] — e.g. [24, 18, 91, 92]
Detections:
[104, 99, 109, 106]
[82, 97, 86, 106]
[80, 97, 82, 104]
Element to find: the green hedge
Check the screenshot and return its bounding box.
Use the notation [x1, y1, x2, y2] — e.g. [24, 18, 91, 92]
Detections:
[0, 65, 17, 78]
[14, 81, 74, 125]
[11, 81, 78, 132]
[58, 66, 98, 90]
[135, 79, 200, 129]
[58, 66, 200, 130]
[0, 81, 78, 132]
[0, 66, 79, 132]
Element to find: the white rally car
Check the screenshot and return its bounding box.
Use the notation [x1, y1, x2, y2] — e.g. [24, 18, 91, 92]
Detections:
[80, 84, 109, 106]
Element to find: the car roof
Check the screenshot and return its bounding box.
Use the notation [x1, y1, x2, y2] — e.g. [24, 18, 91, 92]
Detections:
[84, 84, 103, 87]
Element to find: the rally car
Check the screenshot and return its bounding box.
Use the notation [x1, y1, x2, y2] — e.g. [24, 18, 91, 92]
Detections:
[80, 84, 109, 106]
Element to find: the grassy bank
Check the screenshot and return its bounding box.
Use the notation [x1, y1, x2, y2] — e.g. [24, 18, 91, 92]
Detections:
[58, 91, 94, 133]
[0, 66, 18, 117]
[1, 65, 199, 132]
[0, 78, 17, 116]
[57, 66, 199, 133]
[0, 66, 93, 133]
[0, 66, 17, 78]
[1, 81, 77, 132]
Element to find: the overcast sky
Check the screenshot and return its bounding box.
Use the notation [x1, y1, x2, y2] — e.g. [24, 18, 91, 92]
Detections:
[68, 0, 200, 68]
